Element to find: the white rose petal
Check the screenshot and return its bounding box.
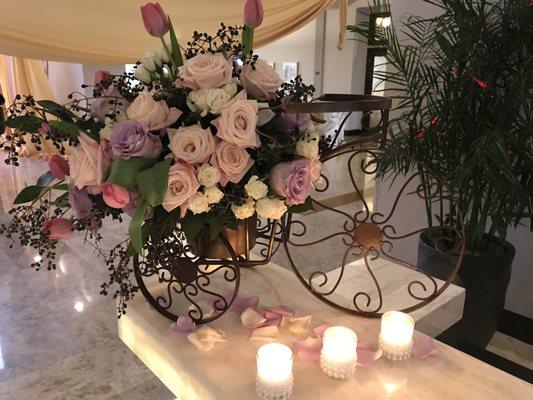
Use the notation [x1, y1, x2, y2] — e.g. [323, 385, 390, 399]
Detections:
[231, 199, 256, 220]
[255, 198, 287, 220]
[188, 192, 211, 214]
[244, 175, 268, 200]
[204, 186, 224, 204]
[141, 52, 157, 72]
[135, 65, 152, 84]
[197, 163, 221, 187]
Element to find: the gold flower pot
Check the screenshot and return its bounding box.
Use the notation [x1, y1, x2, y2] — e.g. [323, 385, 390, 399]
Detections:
[191, 215, 257, 259]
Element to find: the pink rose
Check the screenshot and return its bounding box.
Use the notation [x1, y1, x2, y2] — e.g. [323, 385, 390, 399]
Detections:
[162, 164, 200, 216]
[140, 2, 169, 38]
[270, 159, 313, 205]
[210, 141, 254, 186]
[93, 70, 112, 86]
[101, 183, 131, 209]
[127, 90, 182, 131]
[48, 155, 70, 180]
[214, 95, 260, 148]
[310, 157, 322, 182]
[178, 53, 233, 90]
[68, 133, 112, 189]
[42, 218, 72, 240]
[168, 124, 216, 164]
[240, 59, 282, 100]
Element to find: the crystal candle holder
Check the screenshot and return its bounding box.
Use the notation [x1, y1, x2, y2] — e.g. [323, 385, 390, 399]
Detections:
[379, 311, 415, 361]
[255, 343, 294, 400]
[320, 326, 357, 379]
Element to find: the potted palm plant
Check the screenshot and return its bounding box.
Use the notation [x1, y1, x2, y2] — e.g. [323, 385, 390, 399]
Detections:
[349, 0, 532, 347]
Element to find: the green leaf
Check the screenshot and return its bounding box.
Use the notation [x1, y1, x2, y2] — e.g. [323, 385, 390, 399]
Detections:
[14, 185, 45, 204]
[36, 170, 54, 186]
[107, 157, 156, 188]
[52, 192, 70, 207]
[48, 120, 79, 140]
[75, 117, 104, 142]
[288, 197, 313, 214]
[168, 16, 183, 68]
[52, 183, 68, 191]
[129, 200, 149, 256]
[180, 212, 207, 242]
[5, 115, 42, 132]
[37, 100, 77, 122]
[136, 159, 172, 206]
[435, 32, 453, 59]
[207, 214, 223, 241]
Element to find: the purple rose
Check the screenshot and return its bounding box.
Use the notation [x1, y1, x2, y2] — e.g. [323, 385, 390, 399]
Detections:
[68, 185, 93, 218]
[270, 159, 312, 205]
[281, 95, 310, 130]
[109, 120, 162, 159]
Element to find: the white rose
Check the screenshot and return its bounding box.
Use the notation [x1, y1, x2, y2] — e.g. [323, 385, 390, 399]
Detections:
[99, 111, 127, 141]
[197, 163, 221, 187]
[222, 82, 238, 97]
[142, 52, 157, 72]
[255, 198, 287, 220]
[206, 88, 233, 115]
[127, 90, 182, 131]
[204, 186, 224, 204]
[296, 134, 319, 159]
[135, 65, 152, 84]
[154, 42, 171, 65]
[244, 175, 268, 200]
[231, 200, 255, 220]
[168, 125, 216, 164]
[188, 192, 211, 214]
[187, 89, 209, 115]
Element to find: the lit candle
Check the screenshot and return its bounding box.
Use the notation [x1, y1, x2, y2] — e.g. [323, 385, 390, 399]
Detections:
[379, 311, 415, 360]
[255, 343, 293, 400]
[320, 326, 357, 379]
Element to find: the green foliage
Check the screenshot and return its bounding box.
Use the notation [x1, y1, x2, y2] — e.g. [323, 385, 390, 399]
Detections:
[13, 185, 45, 204]
[48, 120, 79, 140]
[5, 115, 41, 132]
[136, 159, 172, 206]
[107, 157, 156, 188]
[180, 211, 207, 242]
[288, 197, 313, 213]
[348, 0, 533, 252]
[129, 200, 149, 256]
[168, 16, 184, 68]
[37, 100, 77, 122]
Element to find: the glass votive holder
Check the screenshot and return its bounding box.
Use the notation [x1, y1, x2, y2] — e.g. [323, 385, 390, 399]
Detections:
[255, 343, 294, 400]
[320, 326, 358, 379]
[379, 311, 415, 361]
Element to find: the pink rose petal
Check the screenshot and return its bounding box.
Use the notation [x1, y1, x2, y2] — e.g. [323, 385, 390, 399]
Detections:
[293, 337, 323, 363]
[356, 341, 382, 366]
[170, 316, 196, 338]
[412, 335, 438, 358]
[241, 307, 267, 329]
[312, 322, 331, 338]
[232, 295, 260, 312]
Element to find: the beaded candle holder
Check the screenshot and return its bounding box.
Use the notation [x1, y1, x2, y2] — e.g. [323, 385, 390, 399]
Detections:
[320, 326, 358, 379]
[379, 311, 415, 361]
[255, 343, 294, 399]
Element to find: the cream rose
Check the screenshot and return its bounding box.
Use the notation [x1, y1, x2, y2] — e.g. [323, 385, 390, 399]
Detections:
[186, 89, 209, 115]
[168, 125, 216, 165]
[162, 164, 200, 215]
[255, 198, 287, 220]
[210, 141, 254, 186]
[214, 96, 260, 148]
[188, 192, 211, 214]
[197, 163, 221, 187]
[127, 90, 182, 131]
[295, 133, 320, 159]
[204, 186, 224, 204]
[206, 87, 233, 115]
[68, 133, 112, 189]
[231, 200, 255, 220]
[178, 53, 233, 90]
[244, 175, 268, 200]
[240, 59, 282, 100]
[187, 83, 237, 116]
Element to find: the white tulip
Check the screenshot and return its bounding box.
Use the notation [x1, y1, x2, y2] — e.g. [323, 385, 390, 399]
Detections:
[135, 65, 152, 84]
[141, 52, 157, 72]
[154, 42, 171, 65]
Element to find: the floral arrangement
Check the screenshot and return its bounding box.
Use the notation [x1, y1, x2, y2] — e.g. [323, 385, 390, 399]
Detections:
[0, 1, 325, 314]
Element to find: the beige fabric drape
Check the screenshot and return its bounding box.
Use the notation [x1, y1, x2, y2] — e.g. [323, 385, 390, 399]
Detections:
[0, 0, 345, 64]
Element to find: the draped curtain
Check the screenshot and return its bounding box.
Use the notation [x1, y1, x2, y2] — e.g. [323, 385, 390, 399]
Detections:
[0, 0, 344, 64]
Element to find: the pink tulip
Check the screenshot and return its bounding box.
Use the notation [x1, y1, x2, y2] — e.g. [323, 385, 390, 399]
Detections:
[101, 183, 131, 209]
[48, 155, 70, 180]
[42, 218, 72, 240]
[93, 70, 112, 86]
[243, 0, 263, 28]
[140, 2, 170, 37]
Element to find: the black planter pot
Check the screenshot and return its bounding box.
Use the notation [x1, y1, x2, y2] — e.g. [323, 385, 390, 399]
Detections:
[418, 229, 515, 348]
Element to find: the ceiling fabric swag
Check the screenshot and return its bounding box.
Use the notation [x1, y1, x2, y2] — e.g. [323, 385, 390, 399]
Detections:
[0, 0, 345, 64]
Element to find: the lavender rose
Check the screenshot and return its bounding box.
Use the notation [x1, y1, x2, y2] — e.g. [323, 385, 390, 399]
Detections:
[68, 185, 93, 218]
[270, 159, 313, 205]
[240, 59, 282, 100]
[281, 95, 311, 129]
[109, 120, 162, 159]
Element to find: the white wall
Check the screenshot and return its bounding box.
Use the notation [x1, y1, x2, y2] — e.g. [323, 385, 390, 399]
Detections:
[47, 62, 84, 104]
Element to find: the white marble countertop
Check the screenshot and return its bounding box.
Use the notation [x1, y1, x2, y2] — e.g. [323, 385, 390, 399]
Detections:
[118, 263, 532, 400]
